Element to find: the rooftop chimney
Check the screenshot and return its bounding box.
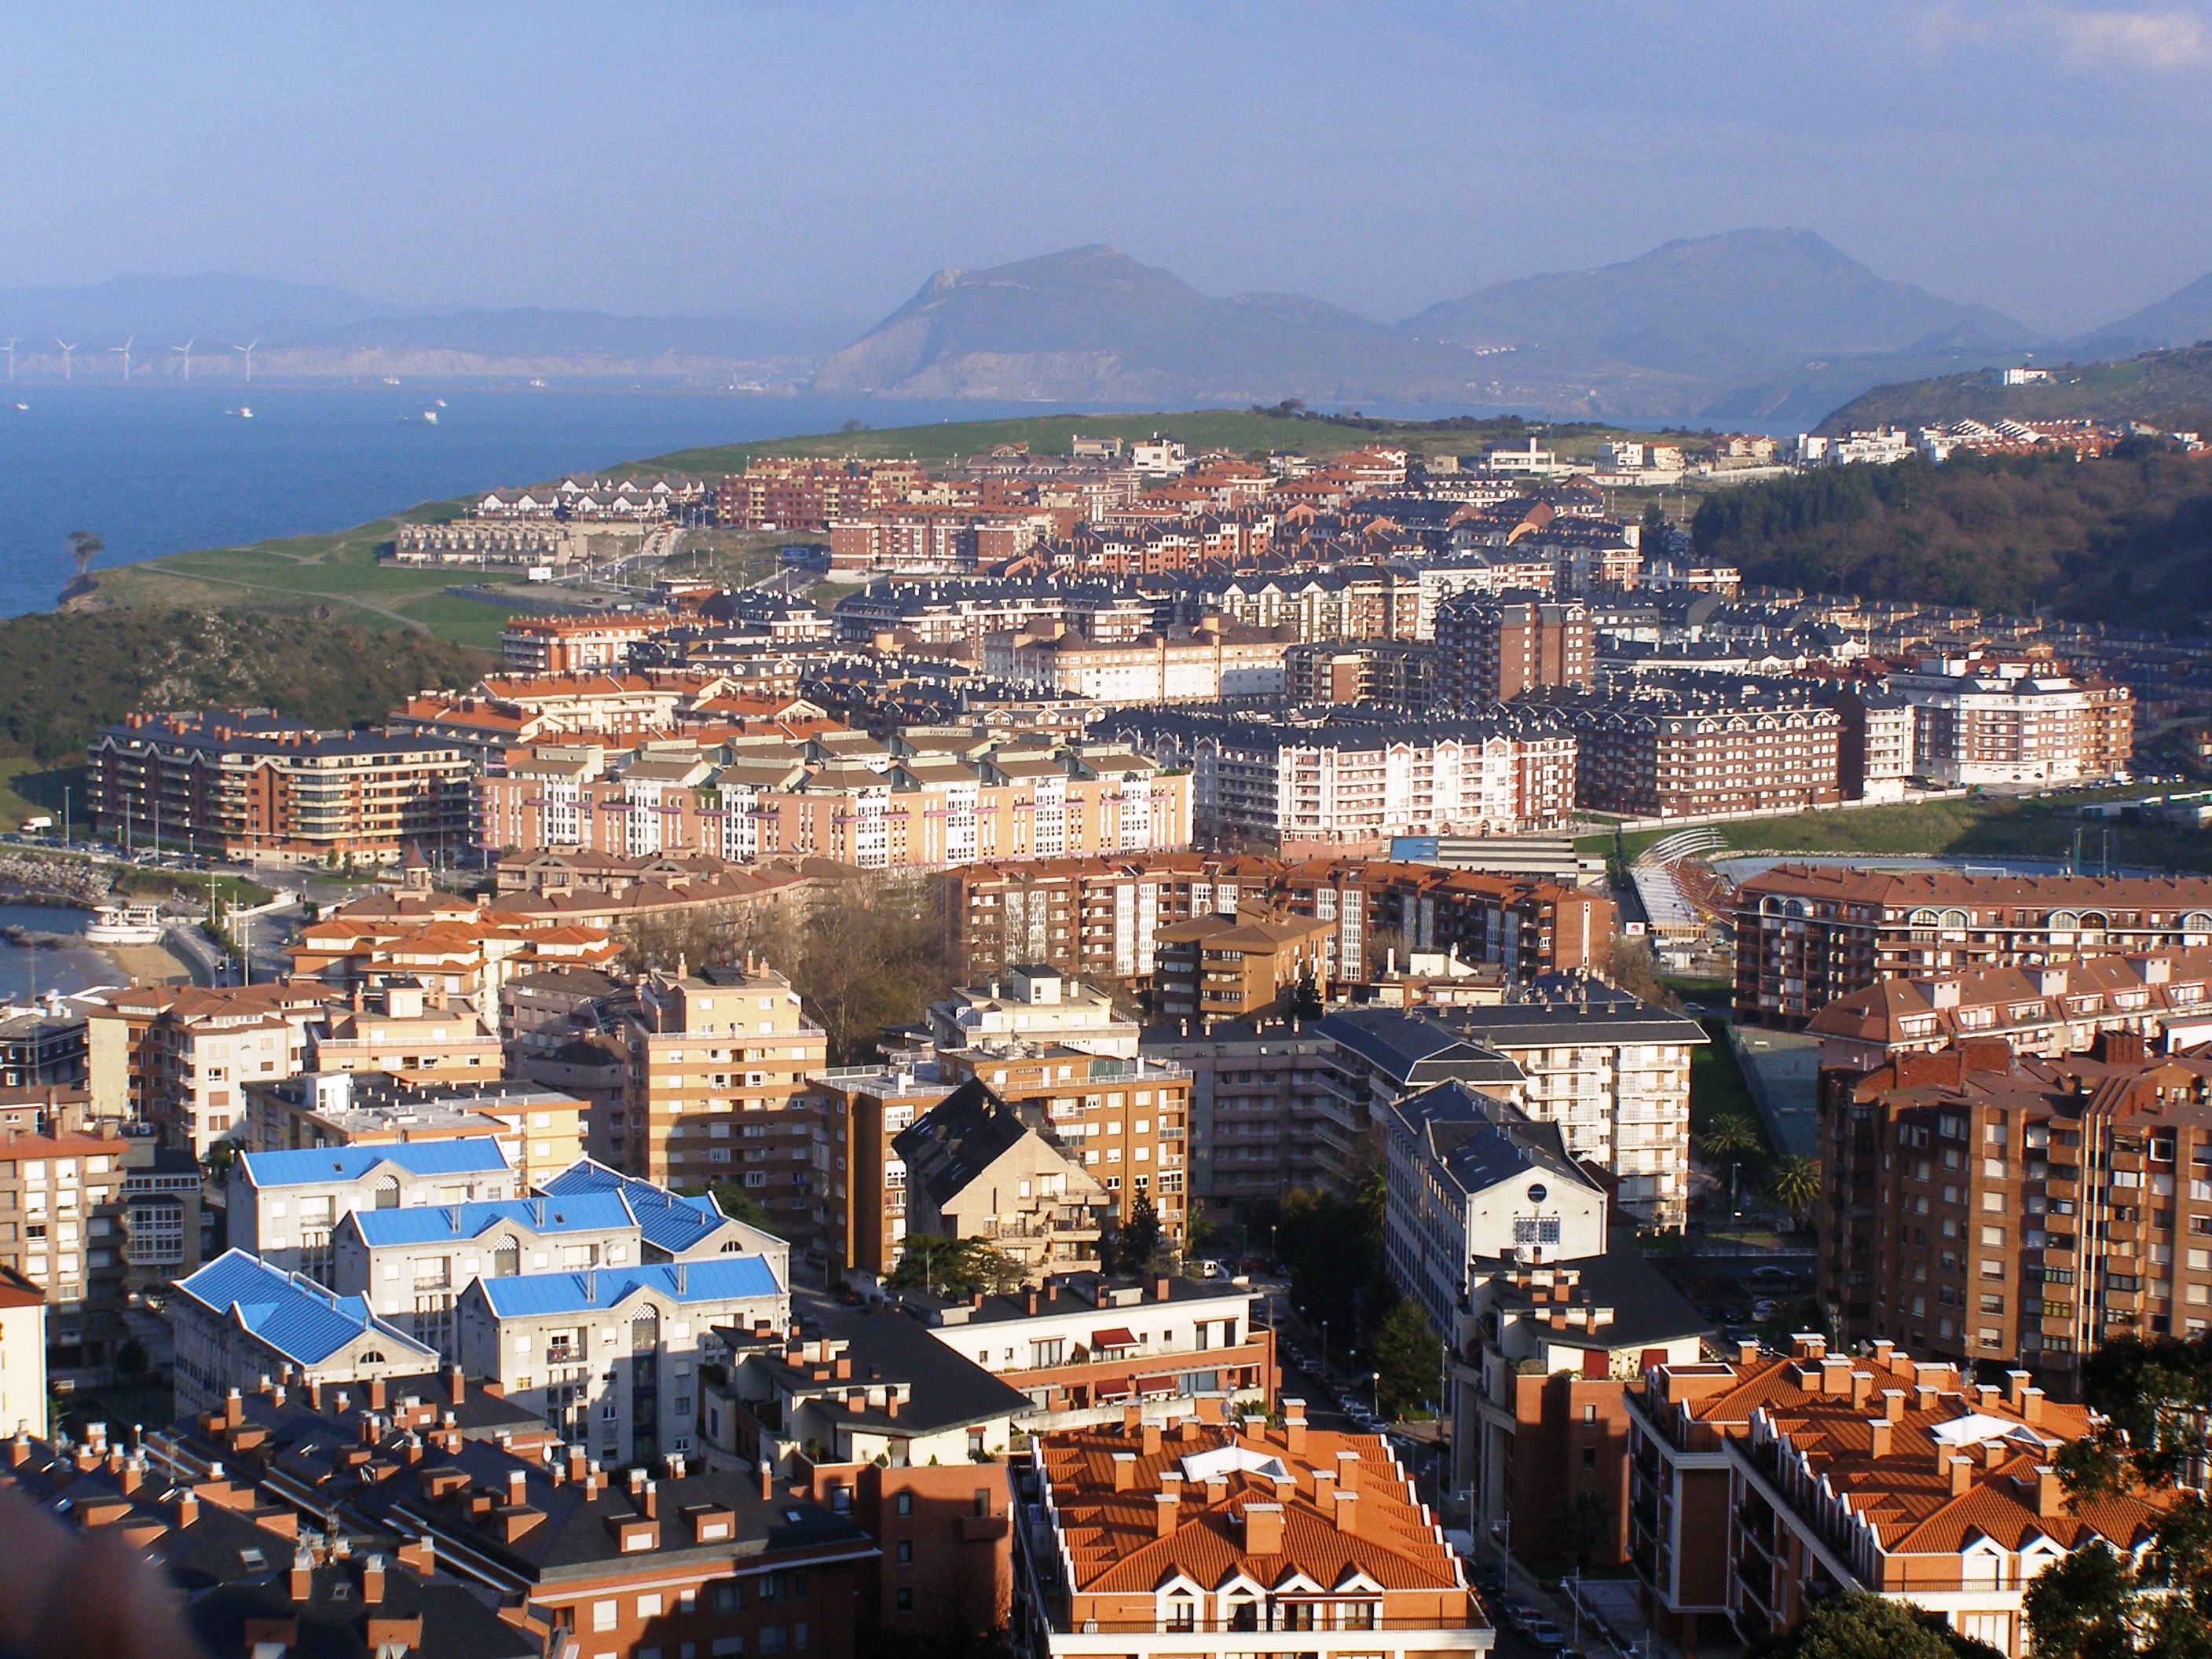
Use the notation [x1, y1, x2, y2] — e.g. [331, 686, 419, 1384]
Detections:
[1948, 1456, 1974, 1497]
[1141, 1422, 1162, 1456]
[448, 1365, 467, 1408]
[1241, 1502, 1284, 1555]
[1153, 1491, 1179, 1538]
[758, 1460, 774, 1502]
[1882, 1389, 1906, 1423]
[2035, 1466, 2066, 1517]
[1867, 1419, 1892, 1459]
[1283, 1398, 1307, 1455]
[368, 1377, 387, 1412]
[361, 1555, 386, 1606]
[1331, 1485, 1359, 1535]
[1111, 1453, 1137, 1492]
[291, 1548, 314, 1602]
[507, 1469, 528, 1507]
[643, 1480, 658, 1519]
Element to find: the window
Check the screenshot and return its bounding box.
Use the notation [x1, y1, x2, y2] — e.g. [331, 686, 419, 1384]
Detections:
[637, 1595, 663, 1618]
[895, 1492, 914, 1517]
[895, 1590, 913, 1613]
[896, 1541, 913, 1565]
[592, 1602, 618, 1633]
[713, 1585, 741, 1616]
[1166, 1595, 1196, 1633]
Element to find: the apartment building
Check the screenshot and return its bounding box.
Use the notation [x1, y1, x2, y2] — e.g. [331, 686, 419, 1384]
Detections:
[228, 1137, 521, 1281]
[983, 624, 1293, 703]
[244, 1070, 588, 1187]
[926, 965, 1140, 1058]
[478, 737, 1190, 870]
[1818, 1035, 2212, 1383]
[1009, 1408, 1487, 1659]
[717, 456, 928, 530]
[934, 1051, 1193, 1247]
[899, 1273, 1275, 1427]
[0, 1120, 175, 1372]
[703, 1307, 1024, 1637]
[1122, 713, 1577, 850]
[1140, 1014, 1336, 1219]
[1323, 986, 1704, 1228]
[1269, 859, 1615, 983]
[1152, 907, 1335, 1027]
[1434, 593, 1594, 705]
[169, 1247, 440, 1418]
[331, 1189, 645, 1360]
[1834, 687, 1915, 802]
[307, 979, 505, 1082]
[1624, 1338, 2161, 1659]
[1884, 652, 2134, 786]
[87, 710, 473, 866]
[456, 1256, 788, 1466]
[92, 980, 329, 1160]
[500, 613, 674, 673]
[613, 964, 830, 1246]
[0, 1265, 42, 1435]
[952, 853, 1282, 986]
[1805, 948, 2212, 1072]
[891, 1080, 1115, 1277]
[812, 1061, 959, 1282]
[1282, 640, 1437, 710]
[1529, 684, 1843, 818]
[1733, 866, 2212, 1027]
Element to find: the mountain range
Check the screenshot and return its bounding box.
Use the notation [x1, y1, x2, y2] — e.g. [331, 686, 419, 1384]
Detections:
[9, 235, 2212, 422]
[812, 233, 2208, 424]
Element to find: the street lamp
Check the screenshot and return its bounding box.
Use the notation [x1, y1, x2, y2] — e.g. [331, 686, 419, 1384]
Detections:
[1318, 1317, 1329, 1375]
[1371, 1369, 1383, 1421]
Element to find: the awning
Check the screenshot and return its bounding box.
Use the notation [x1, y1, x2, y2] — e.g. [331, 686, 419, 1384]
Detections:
[1091, 1327, 1138, 1350]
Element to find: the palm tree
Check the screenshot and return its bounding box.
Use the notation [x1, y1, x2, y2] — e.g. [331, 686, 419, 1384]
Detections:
[1701, 1114, 1759, 1159]
[1770, 1155, 1822, 1224]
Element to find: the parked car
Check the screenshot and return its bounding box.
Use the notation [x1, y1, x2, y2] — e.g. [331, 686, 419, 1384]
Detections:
[1749, 1264, 1801, 1289]
[1751, 1298, 1780, 1321]
[1525, 1619, 1569, 1650]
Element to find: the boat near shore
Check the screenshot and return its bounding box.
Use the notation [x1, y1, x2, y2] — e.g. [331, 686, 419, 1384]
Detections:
[82, 903, 167, 946]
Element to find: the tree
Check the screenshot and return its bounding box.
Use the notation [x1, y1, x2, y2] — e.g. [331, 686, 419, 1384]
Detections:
[1115, 1196, 1163, 1276]
[1556, 1489, 1613, 1571]
[1368, 1299, 1441, 1419]
[1603, 932, 1674, 1006]
[67, 530, 102, 580]
[694, 1181, 771, 1230]
[113, 1337, 148, 1383]
[1769, 1155, 1822, 1222]
[1701, 1115, 1760, 1159]
[1752, 1591, 2002, 1659]
[885, 1234, 1024, 1298]
[2023, 1332, 2212, 1659]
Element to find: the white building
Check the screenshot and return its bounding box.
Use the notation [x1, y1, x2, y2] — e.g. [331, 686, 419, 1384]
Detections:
[456, 1256, 788, 1467]
[0, 1265, 45, 1436]
[1382, 1082, 1610, 1331]
[926, 965, 1140, 1059]
[228, 1138, 520, 1283]
[1884, 652, 2132, 787]
[168, 1247, 438, 1419]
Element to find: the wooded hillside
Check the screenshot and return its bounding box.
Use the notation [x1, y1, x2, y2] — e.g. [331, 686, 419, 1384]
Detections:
[0, 609, 493, 762]
[1690, 445, 2212, 625]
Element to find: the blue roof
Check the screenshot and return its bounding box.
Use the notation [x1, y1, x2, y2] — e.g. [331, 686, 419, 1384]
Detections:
[238, 1141, 511, 1189]
[175, 1249, 436, 1367]
[475, 1256, 781, 1318]
[349, 1191, 635, 1247]
[539, 1159, 731, 1253]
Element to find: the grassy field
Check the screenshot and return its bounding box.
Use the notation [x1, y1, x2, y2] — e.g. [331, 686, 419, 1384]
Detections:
[1606, 788, 2212, 874]
[83, 405, 1669, 643]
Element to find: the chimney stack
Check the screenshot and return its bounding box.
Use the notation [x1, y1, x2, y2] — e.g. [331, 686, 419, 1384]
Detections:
[1141, 1422, 1162, 1456]
[1948, 1456, 1974, 1496]
[1867, 1419, 1892, 1459]
[291, 1548, 315, 1602]
[1331, 1485, 1359, 1535]
[507, 1469, 528, 1507]
[448, 1365, 467, 1408]
[368, 1377, 386, 1411]
[1881, 1389, 1906, 1423]
[1241, 1502, 1284, 1555]
[1111, 1453, 1137, 1492]
[1284, 1397, 1307, 1455]
[361, 1555, 386, 1605]
[643, 1480, 658, 1519]
[758, 1460, 774, 1502]
[2035, 1466, 2066, 1517]
[1153, 1491, 1179, 1538]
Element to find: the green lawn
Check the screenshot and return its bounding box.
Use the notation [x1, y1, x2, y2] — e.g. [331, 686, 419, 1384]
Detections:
[0, 759, 84, 832]
[1617, 787, 2210, 873]
[1689, 1018, 1783, 1167]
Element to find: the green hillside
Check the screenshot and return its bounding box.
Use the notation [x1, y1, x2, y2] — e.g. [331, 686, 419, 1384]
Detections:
[1817, 345, 2212, 435]
[1691, 443, 2212, 625]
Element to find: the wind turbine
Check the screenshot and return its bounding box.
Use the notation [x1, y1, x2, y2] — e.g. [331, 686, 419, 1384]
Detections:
[2, 339, 15, 381]
[55, 339, 77, 381]
[232, 338, 259, 383]
[111, 336, 135, 381]
[172, 337, 196, 382]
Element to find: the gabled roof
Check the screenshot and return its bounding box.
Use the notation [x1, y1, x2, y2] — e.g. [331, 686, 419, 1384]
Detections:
[345, 1191, 635, 1248]
[538, 1157, 738, 1254]
[175, 1249, 436, 1367]
[236, 1139, 511, 1189]
[473, 1257, 780, 1318]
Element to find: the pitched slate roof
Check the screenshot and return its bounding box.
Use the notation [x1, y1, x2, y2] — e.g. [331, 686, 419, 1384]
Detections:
[347, 1191, 635, 1247]
[175, 1249, 436, 1367]
[537, 1157, 734, 1254]
[474, 1257, 779, 1318]
[236, 1140, 511, 1189]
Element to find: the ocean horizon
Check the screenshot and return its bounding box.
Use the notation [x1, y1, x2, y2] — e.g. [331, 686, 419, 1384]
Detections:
[0, 385, 1062, 617]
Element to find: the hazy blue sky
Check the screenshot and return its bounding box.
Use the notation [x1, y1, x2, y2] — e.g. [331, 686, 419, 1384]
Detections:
[2, 1, 2207, 335]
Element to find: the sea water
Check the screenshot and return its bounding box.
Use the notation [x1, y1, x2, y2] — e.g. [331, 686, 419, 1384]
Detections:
[0, 385, 1049, 614]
